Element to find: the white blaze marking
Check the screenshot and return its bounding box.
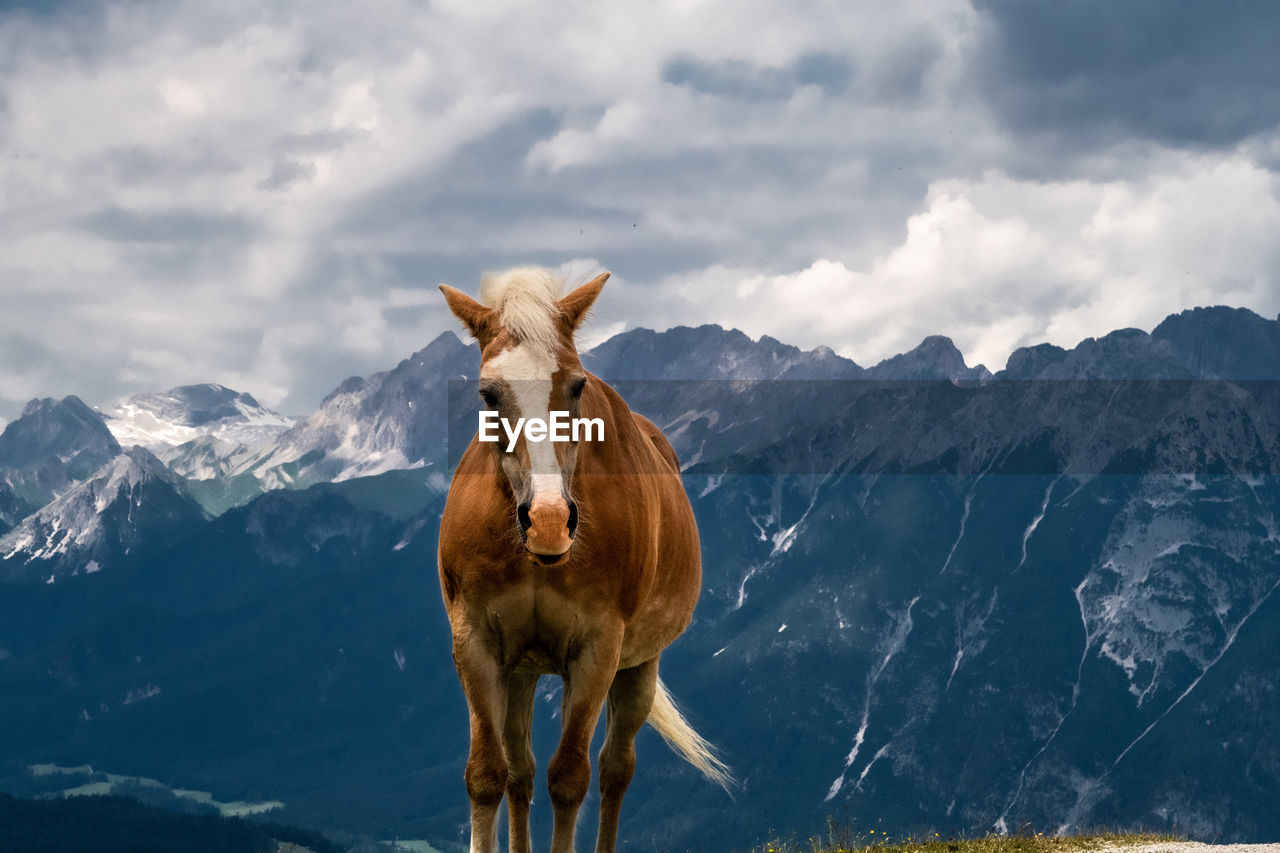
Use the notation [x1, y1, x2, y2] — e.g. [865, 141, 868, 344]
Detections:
[483, 343, 563, 503]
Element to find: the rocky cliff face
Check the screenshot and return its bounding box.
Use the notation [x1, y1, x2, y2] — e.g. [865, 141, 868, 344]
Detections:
[0, 396, 123, 536]
[0, 446, 207, 584]
[247, 331, 476, 489]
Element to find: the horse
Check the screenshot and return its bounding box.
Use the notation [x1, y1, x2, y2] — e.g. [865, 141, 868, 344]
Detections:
[437, 267, 731, 853]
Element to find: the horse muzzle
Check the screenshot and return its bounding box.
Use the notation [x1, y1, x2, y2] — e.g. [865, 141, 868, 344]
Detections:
[518, 498, 579, 562]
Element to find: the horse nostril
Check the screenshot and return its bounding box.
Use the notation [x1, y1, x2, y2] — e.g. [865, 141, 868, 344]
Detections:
[517, 502, 532, 534]
[566, 500, 578, 537]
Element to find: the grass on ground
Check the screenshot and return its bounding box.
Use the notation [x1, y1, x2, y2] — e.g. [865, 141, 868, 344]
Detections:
[755, 823, 1179, 853]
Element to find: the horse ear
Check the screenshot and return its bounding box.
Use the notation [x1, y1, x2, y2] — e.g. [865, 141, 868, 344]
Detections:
[559, 271, 610, 332]
[439, 285, 494, 342]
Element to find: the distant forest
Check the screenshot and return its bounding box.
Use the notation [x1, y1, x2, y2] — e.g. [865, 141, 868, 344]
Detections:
[0, 793, 343, 853]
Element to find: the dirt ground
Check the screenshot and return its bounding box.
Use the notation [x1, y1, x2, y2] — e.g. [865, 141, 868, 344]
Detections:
[1109, 844, 1280, 853]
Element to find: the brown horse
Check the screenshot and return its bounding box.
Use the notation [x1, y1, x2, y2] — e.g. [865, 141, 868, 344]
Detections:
[437, 267, 730, 853]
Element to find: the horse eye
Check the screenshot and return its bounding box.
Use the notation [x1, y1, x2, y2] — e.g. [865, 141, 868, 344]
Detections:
[569, 377, 587, 399]
[479, 387, 499, 407]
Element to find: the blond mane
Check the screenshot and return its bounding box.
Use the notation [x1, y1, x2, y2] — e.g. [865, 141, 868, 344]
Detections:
[480, 266, 564, 356]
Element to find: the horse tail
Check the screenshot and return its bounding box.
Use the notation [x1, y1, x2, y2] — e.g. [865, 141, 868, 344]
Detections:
[647, 677, 735, 793]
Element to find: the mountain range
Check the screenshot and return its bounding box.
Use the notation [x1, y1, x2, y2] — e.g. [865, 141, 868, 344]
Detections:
[1, 305, 1278, 851]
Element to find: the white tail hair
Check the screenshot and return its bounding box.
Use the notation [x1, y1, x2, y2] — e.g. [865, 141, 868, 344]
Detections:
[647, 677, 735, 793]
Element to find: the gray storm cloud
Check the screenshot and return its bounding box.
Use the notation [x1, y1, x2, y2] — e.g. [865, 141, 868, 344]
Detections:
[1, 0, 1277, 420]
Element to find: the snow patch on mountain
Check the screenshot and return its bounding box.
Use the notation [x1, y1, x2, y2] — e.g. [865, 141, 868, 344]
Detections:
[249, 380, 418, 486]
[152, 435, 268, 481]
[0, 447, 205, 581]
[1079, 475, 1280, 705]
[247, 332, 474, 488]
[4, 451, 147, 561]
[826, 594, 921, 802]
[101, 384, 295, 452]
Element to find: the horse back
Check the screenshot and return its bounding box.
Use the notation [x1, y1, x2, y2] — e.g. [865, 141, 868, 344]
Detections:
[630, 412, 681, 474]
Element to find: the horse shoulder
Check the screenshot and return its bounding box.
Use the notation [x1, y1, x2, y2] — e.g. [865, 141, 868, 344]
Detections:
[439, 441, 523, 608]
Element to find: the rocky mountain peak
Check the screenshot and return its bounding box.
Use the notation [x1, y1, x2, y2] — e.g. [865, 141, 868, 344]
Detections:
[866, 335, 990, 381]
[0, 396, 120, 473]
[1152, 305, 1280, 379]
[583, 324, 862, 380]
[0, 445, 205, 583]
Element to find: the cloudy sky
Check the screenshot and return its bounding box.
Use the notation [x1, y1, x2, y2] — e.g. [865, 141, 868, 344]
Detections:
[2, 0, 1279, 424]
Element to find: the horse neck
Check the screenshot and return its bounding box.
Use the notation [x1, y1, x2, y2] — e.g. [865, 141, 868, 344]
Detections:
[576, 373, 647, 472]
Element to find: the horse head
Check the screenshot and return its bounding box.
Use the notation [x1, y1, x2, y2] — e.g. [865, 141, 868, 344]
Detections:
[439, 267, 609, 565]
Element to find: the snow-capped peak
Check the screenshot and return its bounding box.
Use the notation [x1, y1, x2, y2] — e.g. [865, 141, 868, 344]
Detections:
[101, 383, 296, 452]
[0, 447, 205, 581]
[247, 332, 475, 489]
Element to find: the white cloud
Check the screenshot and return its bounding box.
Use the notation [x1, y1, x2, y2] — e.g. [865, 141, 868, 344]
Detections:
[664, 155, 1280, 370]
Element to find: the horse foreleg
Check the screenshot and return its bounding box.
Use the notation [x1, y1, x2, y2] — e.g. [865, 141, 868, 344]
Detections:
[454, 636, 508, 853]
[594, 657, 658, 853]
[502, 669, 539, 853]
[548, 632, 623, 853]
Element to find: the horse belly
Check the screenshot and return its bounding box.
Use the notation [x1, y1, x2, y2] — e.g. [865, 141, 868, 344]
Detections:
[618, 590, 696, 668]
[619, 555, 701, 668]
